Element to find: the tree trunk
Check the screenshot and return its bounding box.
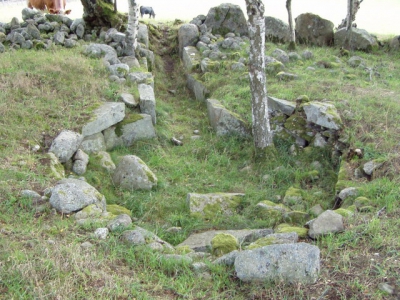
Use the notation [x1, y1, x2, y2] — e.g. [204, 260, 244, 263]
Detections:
[338, 0, 363, 29]
[81, 0, 127, 31]
[123, 0, 138, 56]
[286, 0, 296, 50]
[245, 0, 273, 153]
[343, 0, 354, 50]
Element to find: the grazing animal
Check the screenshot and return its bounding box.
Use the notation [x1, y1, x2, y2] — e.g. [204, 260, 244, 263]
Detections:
[140, 6, 155, 18]
[27, 0, 71, 15]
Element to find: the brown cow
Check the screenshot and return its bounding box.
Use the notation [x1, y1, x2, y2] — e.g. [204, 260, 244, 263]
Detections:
[27, 0, 71, 15]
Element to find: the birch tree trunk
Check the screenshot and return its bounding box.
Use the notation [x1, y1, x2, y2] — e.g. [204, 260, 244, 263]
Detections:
[245, 0, 273, 153]
[343, 0, 354, 50]
[286, 0, 296, 50]
[123, 0, 138, 56]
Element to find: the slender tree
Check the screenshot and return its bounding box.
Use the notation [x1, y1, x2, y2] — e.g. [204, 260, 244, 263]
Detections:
[123, 0, 138, 56]
[343, 0, 354, 50]
[286, 0, 296, 50]
[245, 0, 274, 155]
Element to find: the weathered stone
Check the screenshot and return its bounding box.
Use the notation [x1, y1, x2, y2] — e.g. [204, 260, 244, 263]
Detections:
[138, 84, 156, 125]
[177, 229, 273, 252]
[182, 46, 201, 71]
[178, 23, 199, 57]
[295, 13, 334, 46]
[204, 3, 248, 36]
[308, 210, 344, 239]
[186, 74, 210, 102]
[112, 155, 157, 190]
[265, 16, 290, 43]
[303, 101, 342, 130]
[187, 192, 244, 219]
[107, 214, 132, 231]
[81, 102, 125, 137]
[211, 233, 239, 256]
[49, 178, 106, 214]
[49, 130, 83, 163]
[206, 99, 251, 137]
[235, 243, 320, 284]
[80, 133, 106, 153]
[268, 96, 296, 116]
[334, 27, 378, 52]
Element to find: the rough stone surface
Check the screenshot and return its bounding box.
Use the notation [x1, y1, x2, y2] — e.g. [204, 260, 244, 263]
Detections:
[81, 102, 125, 137]
[303, 101, 342, 130]
[107, 214, 132, 231]
[112, 155, 157, 190]
[235, 243, 320, 284]
[204, 3, 248, 36]
[334, 27, 378, 52]
[182, 46, 201, 71]
[138, 84, 156, 125]
[177, 229, 274, 252]
[265, 16, 290, 43]
[178, 23, 199, 58]
[308, 210, 344, 239]
[80, 132, 107, 153]
[49, 130, 83, 163]
[49, 178, 106, 214]
[206, 99, 251, 137]
[186, 74, 210, 102]
[295, 13, 334, 46]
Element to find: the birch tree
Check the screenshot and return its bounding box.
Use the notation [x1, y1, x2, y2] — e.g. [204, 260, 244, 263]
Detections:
[286, 0, 296, 50]
[245, 0, 274, 154]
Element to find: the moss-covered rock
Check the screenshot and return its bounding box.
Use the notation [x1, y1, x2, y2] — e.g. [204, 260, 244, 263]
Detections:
[283, 211, 311, 225]
[354, 196, 372, 209]
[334, 208, 354, 217]
[211, 233, 239, 257]
[283, 187, 304, 206]
[107, 204, 132, 217]
[275, 223, 308, 238]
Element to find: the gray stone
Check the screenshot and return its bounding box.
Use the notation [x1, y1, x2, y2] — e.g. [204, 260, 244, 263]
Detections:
[265, 16, 290, 43]
[138, 84, 156, 125]
[303, 101, 342, 130]
[334, 27, 378, 52]
[295, 13, 334, 46]
[206, 99, 251, 137]
[363, 160, 384, 176]
[49, 130, 83, 163]
[80, 133, 106, 153]
[120, 56, 141, 69]
[53, 31, 65, 45]
[94, 151, 116, 172]
[94, 227, 109, 239]
[204, 3, 248, 36]
[177, 229, 273, 252]
[49, 178, 106, 214]
[138, 24, 149, 48]
[338, 187, 359, 200]
[272, 48, 289, 64]
[112, 155, 157, 190]
[267, 96, 296, 116]
[108, 63, 129, 78]
[235, 243, 320, 284]
[308, 210, 344, 239]
[119, 93, 138, 107]
[186, 74, 210, 102]
[103, 114, 156, 150]
[72, 149, 89, 175]
[81, 102, 125, 137]
[182, 46, 201, 71]
[107, 214, 132, 231]
[178, 23, 199, 58]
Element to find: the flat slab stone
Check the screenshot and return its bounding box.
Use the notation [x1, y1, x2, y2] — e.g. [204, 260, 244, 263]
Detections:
[81, 102, 125, 137]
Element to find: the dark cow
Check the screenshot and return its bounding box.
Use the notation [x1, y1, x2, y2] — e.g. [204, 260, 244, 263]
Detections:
[140, 6, 155, 18]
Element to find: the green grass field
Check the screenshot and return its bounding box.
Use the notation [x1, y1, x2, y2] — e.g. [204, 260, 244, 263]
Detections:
[0, 22, 399, 299]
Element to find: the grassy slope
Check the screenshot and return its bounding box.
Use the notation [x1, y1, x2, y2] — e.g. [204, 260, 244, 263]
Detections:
[0, 24, 399, 299]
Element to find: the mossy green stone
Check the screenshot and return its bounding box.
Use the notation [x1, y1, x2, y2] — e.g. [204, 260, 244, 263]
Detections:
[275, 223, 308, 238]
[354, 197, 371, 209]
[334, 208, 354, 217]
[175, 245, 193, 255]
[246, 237, 276, 250]
[211, 233, 239, 257]
[107, 204, 132, 217]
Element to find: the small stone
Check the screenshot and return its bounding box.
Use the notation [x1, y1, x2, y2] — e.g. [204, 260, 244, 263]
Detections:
[81, 241, 94, 249]
[378, 282, 394, 294]
[94, 227, 109, 239]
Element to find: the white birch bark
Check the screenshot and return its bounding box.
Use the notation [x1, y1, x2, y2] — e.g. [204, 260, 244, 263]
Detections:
[124, 0, 138, 56]
[286, 0, 295, 44]
[245, 0, 273, 150]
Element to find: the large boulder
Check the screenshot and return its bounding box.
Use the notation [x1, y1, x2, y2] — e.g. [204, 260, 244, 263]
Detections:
[112, 155, 157, 190]
[308, 210, 344, 239]
[235, 243, 320, 284]
[204, 3, 248, 37]
[178, 23, 199, 58]
[295, 13, 334, 46]
[103, 114, 156, 150]
[265, 16, 290, 43]
[334, 28, 379, 52]
[49, 178, 106, 214]
[389, 35, 400, 51]
[49, 130, 83, 163]
[206, 99, 251, 137]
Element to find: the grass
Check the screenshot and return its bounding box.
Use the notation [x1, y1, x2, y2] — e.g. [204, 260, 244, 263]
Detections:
[0, 23, 399, 299]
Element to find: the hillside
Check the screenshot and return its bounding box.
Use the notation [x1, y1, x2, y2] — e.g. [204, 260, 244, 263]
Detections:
[0, 18, 400, 299]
